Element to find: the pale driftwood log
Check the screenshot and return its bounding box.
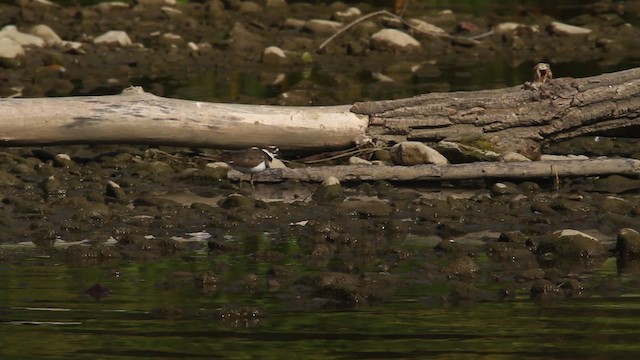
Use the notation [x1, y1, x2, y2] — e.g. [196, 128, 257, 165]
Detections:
[234, 158, 640, 183]
[0, 87, 368, 151]
[353, 67, 640, 158]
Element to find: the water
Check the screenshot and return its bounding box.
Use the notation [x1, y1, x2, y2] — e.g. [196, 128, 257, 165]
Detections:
[3, 1, 640, 357]
[2, 245, 640, 359]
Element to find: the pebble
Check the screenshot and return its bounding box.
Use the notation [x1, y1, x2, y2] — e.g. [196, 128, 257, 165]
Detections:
[312, 176, 345, 204]
[549, 21, 592, 35]
[390, 141, 448, 165]
[239, 1, 263, 13]
[0, 25, 45, 47]
[94, 30, 133, 46]
[500, 152, 532, 162]
[29, 24, 62, 46]
[371, 29, 421, 52]
[333, 7, 361, 22]
[616, 228, 640, 259]
[348, 156, 372, 165]
[0, 38, 24, 65]
[493, 22, 537, 34]
[304, 19, 343, 35]
[262, 46, 288, 65]
[407, 19, 447, 34]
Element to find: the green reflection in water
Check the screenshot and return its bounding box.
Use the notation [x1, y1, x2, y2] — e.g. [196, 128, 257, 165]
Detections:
[2, 238, 640, 359]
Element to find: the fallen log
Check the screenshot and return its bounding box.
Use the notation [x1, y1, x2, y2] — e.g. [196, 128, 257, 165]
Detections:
[353, 66, 640, 158]
[237, 158, 640, 183]
[0, 87, 368, 151]
[0, 66, 639, 154]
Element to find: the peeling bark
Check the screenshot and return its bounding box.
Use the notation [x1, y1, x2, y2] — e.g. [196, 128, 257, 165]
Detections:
[352, 67, 640, 158]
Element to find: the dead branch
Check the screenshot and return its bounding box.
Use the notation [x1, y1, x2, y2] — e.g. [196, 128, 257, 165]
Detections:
[241, 158, 640, 183]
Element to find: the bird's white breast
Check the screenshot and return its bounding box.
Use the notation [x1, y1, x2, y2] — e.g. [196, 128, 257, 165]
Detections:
[246, 161, 267, 173]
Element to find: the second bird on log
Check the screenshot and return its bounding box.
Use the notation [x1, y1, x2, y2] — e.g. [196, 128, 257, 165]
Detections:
[219, 147, 277, 188]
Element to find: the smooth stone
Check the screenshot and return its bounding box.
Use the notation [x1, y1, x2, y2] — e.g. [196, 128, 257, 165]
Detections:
[549, 21, 592, 35]
[106, 180, 127, 199]
[407, 19, 447, 34]
[530, 279, 562, 300]
[601, 196, 634, 214]
[348, 156, 372, 165]
[333, 7, 361, 22]
[262, 46, 288, 65]
[491, 182, 521, 196]
[219, 194, 255, 209]
[371, 28, 421, 52]
[493, 22, 537, 34]
[591, 175, 640, 194]
[159, 33, 184, 46]
[29, 24, 62, 46]
[390, 141, 448, 166]
[537, 229, 608, 259]
[500, 152, 532, 162]
[312, 176, 345, 204]
[52, 153, 77, 168]
[41, 175, 66, 198]
[0, 37, 24, 63]
[93, 1, 130, 12]
[304, 19, 343, 34]
[94, 30, 133, 46]
[443, 256, 479, 275]
[239, 1, 263, 13]
[0, 25, 45, 47]
[617, 228, 640, 259]
[436, 140, 500, 163]
[371, 72, 394, 82]
[282, 18, 306, 30]
[451, 37, 481, 47]
[161, 6, 183, 17]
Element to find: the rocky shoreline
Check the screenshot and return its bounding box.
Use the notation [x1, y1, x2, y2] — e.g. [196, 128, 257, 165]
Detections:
[3, 0, 640, 102]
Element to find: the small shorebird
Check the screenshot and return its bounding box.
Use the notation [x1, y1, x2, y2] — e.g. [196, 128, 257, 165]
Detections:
[220, 147, 277, 188]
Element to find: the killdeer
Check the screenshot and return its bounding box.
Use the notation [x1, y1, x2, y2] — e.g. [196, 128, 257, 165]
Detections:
[220, 147, 276, 188]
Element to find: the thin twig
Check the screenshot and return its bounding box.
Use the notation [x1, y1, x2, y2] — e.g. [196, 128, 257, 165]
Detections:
[398, 0, 410, 18]
[469, 30, 495, 40]
[316, 6, 493, 53]
[317, 10, 392, 53]
[302, 147, 388, 164]
[551, 164, 560, 191]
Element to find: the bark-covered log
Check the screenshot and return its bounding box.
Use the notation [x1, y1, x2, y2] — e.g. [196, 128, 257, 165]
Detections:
[237, 158, 640, 183]
[353, 67, 640, 158]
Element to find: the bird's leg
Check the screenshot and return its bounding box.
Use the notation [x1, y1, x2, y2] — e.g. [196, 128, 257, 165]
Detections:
[249, 174, 255, 190]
